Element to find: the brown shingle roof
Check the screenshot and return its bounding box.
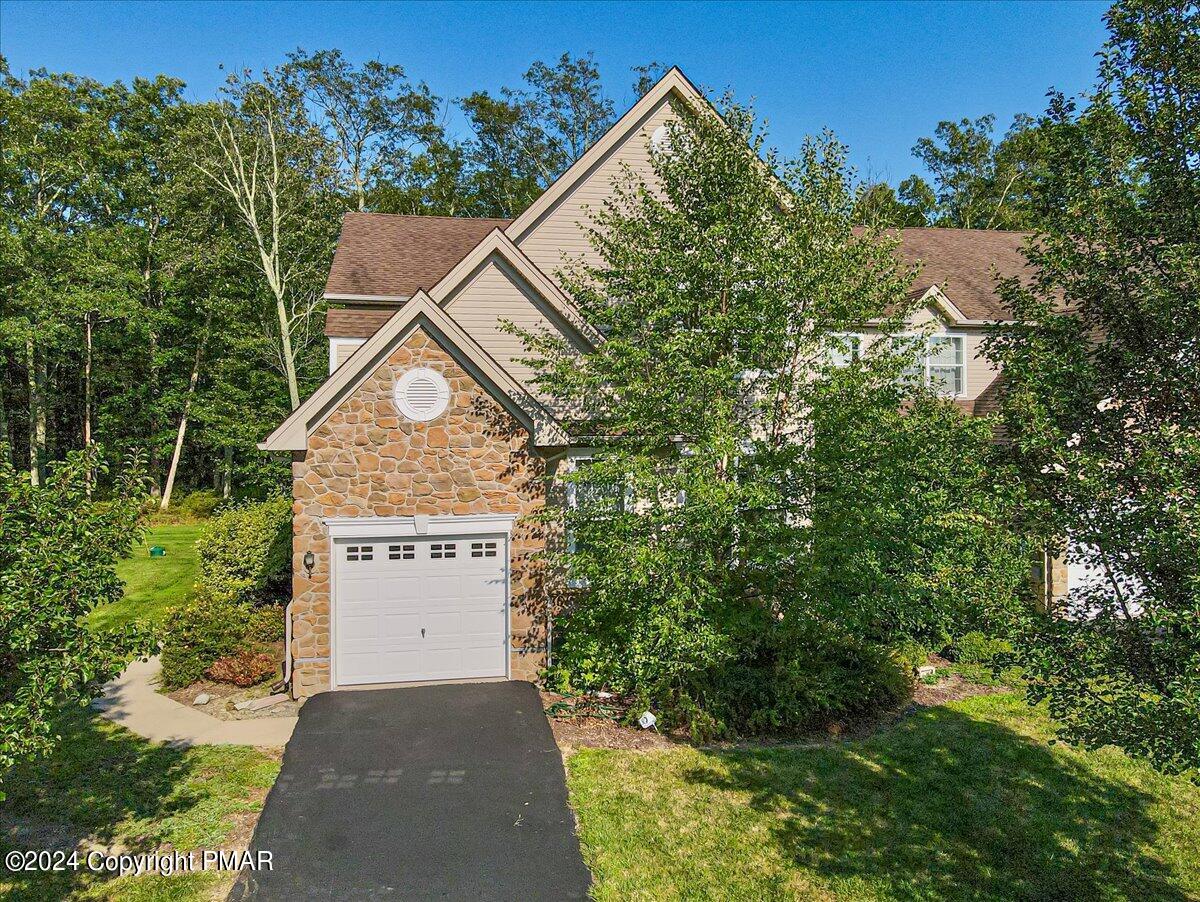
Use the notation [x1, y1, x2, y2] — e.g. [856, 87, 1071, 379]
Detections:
[325, 213, 511, 299]
[324, 217, 1034, 338]
[325, 307, 397, 337]
[890, 228, 1033, 321]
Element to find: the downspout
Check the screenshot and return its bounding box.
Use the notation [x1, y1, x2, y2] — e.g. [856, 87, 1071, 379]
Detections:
[272, 600, 294, 695]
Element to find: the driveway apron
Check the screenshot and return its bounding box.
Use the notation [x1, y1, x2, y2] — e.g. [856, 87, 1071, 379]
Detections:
[231, 681, 590, 900]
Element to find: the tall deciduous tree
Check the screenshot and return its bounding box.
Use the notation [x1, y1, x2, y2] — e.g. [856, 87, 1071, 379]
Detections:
[460, 53, 615, 216]
[521, 98, 1029, 733]
[280, 48, 442, 212]
[900, 114, 1048, 230]
[189, 70, 339, 410]
[985, 0, 1200, 775]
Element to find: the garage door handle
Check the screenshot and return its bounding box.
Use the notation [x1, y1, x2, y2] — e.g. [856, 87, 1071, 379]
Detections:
[421, 628, 426, 638]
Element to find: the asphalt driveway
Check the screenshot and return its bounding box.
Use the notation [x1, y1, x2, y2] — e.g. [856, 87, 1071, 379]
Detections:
[230, 681, 590, 900]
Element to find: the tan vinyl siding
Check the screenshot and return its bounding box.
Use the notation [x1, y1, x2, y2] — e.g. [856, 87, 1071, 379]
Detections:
[514, 97, 675, 280]
[444, 257, 583, 391]
[859, 307, 999, 403]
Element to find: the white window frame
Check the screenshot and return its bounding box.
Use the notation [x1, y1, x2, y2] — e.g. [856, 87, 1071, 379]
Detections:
[894, 332, 967, 397]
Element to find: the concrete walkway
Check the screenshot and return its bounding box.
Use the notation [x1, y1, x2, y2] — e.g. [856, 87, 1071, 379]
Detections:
[93, 657, 297, 748]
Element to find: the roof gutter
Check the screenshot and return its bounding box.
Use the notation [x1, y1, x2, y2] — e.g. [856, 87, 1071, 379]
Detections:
[323, 292, 410, 303]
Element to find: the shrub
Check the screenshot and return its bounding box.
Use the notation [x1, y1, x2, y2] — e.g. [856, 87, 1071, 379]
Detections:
[889, 639, 930, 675]
[950, 631, 1014, 665]
[196, 497, 291, 604]
[207, 650, 277, 687]
[738, 626, 913, 736]
[160, 592, 252, 688]
[159, 592, 285, 689]
[177, 489, 220, 519]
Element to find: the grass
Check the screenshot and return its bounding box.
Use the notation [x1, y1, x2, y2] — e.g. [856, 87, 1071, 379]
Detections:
[0, 708, 281, 901]
[567, 693, 1200, 901]
[89, 523, 203, 630]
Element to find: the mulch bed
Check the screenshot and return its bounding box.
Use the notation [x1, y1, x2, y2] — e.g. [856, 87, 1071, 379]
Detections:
[542, 665, 1005, 754]
[165, 679, 303, 721]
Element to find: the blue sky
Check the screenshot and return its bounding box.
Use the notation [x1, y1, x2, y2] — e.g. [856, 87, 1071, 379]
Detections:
[1, 0, 1110, 183]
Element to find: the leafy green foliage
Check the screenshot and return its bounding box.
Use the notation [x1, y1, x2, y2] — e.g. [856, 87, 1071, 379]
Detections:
[195, 497, 291, 604]
[983, 0, 1200, 776]
[808, 376, 1035, 649]
[525, 96, 1027, 734]
[177, 489, 220, 519]
[159, 592, 284, 689]
[0, 447, 152, 793]
[951, 632, 1015, 666]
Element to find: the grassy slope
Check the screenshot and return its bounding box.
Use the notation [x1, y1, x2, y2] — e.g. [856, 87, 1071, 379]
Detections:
[0, 709, 280, 901]
[568, 693, 1200, 901]
[89, 523, 203, 630]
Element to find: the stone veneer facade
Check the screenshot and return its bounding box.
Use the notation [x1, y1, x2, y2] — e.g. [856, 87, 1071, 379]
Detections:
[290, 328, 549, 697]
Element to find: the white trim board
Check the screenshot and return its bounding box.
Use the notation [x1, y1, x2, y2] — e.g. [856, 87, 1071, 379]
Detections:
[324, 513, 518, 539]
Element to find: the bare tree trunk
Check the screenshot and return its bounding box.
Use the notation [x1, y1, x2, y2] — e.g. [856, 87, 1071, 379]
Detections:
[25, 335, 45, 487]
[84, 311, 94, 498]
[0, 363, 9, 464]
[147, 329, 162, 498]
[160, 309, 213, 511]
[274, 291, 301, 409]
[222, 445, 233, 498]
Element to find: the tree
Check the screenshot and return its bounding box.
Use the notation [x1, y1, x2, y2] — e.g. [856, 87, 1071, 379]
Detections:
[852, 180, 931, 228]
[280, 48, 443, 212]
[903, 113, 1048, 230]
[0, 447, 152, 795]
[985, 0, 1200, 775]
[188, 69, 339, 410]
[520, 97, 1023, 734]
[460, 53, 616, 216]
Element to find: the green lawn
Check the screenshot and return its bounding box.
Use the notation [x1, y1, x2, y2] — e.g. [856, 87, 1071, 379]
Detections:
[567, 693, 1200, 901]
[89, 523, 203, 630]
[0, 708, 280, 901]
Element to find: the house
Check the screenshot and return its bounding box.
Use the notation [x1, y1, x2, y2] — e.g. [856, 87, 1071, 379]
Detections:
[262, 68, 1040, 698]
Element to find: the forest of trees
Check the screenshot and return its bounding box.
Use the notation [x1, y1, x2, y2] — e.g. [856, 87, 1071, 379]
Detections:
[0, 49, 1039, 503]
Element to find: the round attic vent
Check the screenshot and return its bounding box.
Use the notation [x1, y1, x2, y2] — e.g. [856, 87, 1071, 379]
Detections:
[651, 123, 672, 152]
[395, 367, 450, 422]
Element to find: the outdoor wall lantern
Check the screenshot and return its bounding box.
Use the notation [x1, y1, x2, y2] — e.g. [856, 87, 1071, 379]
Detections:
[303, 550, 315, 576]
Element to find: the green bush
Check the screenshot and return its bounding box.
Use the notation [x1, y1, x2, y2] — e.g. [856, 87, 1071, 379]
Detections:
[159, 591, 285, 689]
[889, 639, 930, 675]
[950, 631, 1014, 665]
[196, 497, 291, 604]
[177, 489, 220, 519]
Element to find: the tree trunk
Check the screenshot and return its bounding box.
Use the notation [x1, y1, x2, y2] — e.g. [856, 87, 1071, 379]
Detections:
[148, 329, 162, 498]
[222, 445, 233, 499]
[84, 311, 94, 498]
[275, 291, 301, 410]
[160, 309, 213, 511]
[0, 365, 9, 465]
[25, 335, 46, 487]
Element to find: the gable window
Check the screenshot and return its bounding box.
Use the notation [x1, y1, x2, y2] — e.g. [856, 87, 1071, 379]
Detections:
[897, 335, 966, 396]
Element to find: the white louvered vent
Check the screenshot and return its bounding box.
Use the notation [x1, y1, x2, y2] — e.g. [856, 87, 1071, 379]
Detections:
[395, 367, 450, 422]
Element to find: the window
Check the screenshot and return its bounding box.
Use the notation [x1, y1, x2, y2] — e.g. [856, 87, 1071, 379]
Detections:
[389, 544, 415, 560]
[827, 333, 862, 367]
[895, 334, 965, 396]
[429, 543, 457, 560]
[471, 541, 499, 558]
[346, 545, 374, 562]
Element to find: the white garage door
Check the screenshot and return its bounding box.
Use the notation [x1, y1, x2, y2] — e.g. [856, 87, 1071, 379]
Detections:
[333, 535, 508, 686]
